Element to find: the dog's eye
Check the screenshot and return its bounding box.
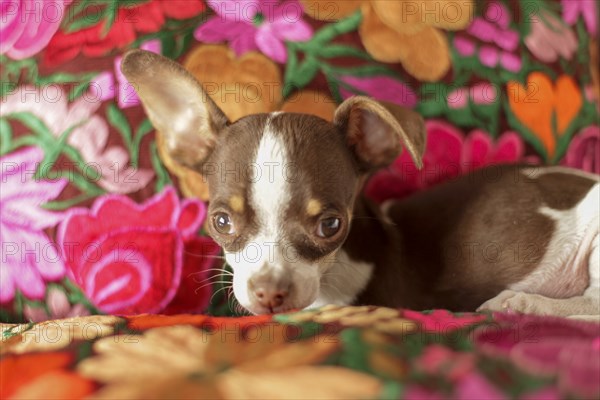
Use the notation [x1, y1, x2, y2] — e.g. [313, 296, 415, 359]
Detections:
[213, 212, 235, 235]
[316, 217, 341, 238]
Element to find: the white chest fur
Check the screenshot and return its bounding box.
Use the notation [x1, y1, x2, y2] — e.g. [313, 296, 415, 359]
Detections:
[309, 251, 374, 308]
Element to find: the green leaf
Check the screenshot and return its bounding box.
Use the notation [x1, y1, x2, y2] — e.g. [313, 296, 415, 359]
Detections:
[131, 118, 154, 167]
[0, 118, 12, 155]
[101, 1, 119, 37]
[5, 112, 54, 140]
[315, 44, 372, 60]
[64, 7, 107, 33]
[151, 141, 172, 192]
[311, 11, 362, 45]
[107, 103, 133, 148]
[42, 192, 99, 211]
[69, 81, 92, 102]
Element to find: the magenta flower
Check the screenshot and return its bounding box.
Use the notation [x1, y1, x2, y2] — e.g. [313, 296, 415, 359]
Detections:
[0, 0, 72, 59]
[365, 121, 539, 203]
[455, 1, 522, 72]
[562, 0, 597, 35]
[561, 125, 599, 174]
[475, 313, 600, 398]
[195, 0, 313, 63]
[339, 75, 418, 108]
[0, 147, 67, 302]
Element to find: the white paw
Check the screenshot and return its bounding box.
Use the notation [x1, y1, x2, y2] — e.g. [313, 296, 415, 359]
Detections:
[477, 290, 540, 314]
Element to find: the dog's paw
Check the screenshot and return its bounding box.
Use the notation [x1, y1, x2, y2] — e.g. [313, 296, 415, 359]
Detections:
[477, 290, 540, 314]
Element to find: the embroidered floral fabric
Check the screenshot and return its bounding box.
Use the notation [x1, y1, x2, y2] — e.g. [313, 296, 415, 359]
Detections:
[1, 1, 599, 321]
[1, 307, 599, 399]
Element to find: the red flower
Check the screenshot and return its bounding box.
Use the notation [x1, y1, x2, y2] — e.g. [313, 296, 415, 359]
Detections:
[57, 186, 220, 315]
[44, 0, 205, 65]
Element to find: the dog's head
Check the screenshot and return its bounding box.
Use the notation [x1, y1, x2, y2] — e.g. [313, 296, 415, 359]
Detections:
[122, 50, 425, 314]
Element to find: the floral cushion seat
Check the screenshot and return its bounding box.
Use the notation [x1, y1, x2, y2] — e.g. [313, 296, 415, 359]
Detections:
[2, 308, 599, 399]
[1, 0, 599, 398]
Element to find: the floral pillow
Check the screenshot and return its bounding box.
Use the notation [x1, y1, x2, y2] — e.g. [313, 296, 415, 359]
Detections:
[1, 0, 598, 323]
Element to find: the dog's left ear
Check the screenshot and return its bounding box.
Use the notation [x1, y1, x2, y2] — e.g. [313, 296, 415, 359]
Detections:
[334, 96, 426, 171]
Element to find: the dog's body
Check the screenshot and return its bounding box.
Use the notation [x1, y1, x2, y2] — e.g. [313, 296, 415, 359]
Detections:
[122, 50, 600, 317]
[322, 166, 599, 316]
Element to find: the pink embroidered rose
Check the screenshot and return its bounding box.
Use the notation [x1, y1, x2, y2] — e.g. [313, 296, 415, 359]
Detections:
[57, 187, 221, 315]
[561, 125, 599, 175]
[0, 147, 67, 302]
[365, 120, 539, 203]
[1, 0, 72, 59]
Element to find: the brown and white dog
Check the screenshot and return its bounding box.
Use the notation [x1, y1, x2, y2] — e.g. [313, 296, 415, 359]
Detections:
[122, 50, 599, 317]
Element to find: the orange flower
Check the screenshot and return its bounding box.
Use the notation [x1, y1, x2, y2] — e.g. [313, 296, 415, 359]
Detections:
[507, 72, 582, 160]
[159, 45, 336, 201]
[1, 352, 95, 399]
[302, 0, 474, 81]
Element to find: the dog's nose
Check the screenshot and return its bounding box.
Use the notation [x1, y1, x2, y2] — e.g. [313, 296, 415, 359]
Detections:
[253, 287, 288, 310]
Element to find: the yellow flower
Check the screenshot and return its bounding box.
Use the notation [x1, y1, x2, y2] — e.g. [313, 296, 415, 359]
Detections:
[302, 0, 474, 81]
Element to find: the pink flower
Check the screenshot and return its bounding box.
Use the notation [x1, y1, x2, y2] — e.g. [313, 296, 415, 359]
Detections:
[57, 187, 221, 315]
[195, 0, 313, 63]
[525, 10, 577, 63]
[23, 287, 89, 322]
[562, 0, 597, 35]
[416, 344, 476, 381]
[338, 75, 418, 108]
[365, 121, 538, 203]
[455, 372, 507, 400]
[561, 125, 600, 174]
[0, 86, 154, 194]
[457, 2, 522, 72]
[0, 0, 72, 59]
[475, 313, 600, 398]
[0, 147, 67, 302]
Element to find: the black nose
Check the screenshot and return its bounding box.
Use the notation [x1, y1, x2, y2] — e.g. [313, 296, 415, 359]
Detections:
[253, 287, 288, 309]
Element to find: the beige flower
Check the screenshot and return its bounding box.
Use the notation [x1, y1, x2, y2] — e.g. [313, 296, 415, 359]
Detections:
[285, 305, 417, 335]
[1, 315, 119, 355]
[79, 324, 379, 399]
[302, 0, 474, 81]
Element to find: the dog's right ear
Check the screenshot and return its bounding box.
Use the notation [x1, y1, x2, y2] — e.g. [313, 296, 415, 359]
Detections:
[120, 50, 229, 169]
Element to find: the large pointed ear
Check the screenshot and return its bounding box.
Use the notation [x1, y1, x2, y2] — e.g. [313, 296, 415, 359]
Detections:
[333, 96, 426, 171]
[120, 50, 229, 169]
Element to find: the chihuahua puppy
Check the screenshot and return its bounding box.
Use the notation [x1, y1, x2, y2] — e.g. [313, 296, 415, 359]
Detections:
[122, 50, 599, 317]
